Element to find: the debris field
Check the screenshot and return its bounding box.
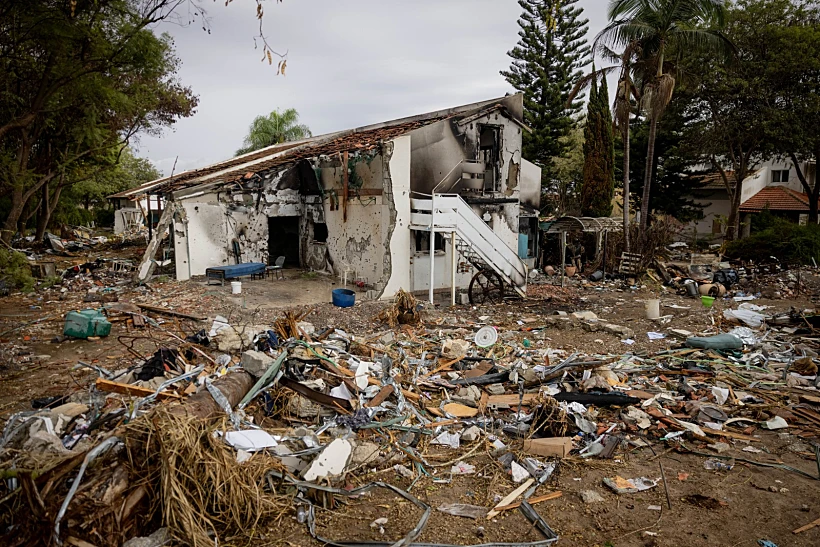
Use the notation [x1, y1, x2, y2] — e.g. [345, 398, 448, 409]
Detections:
[1, 259, 820, 547]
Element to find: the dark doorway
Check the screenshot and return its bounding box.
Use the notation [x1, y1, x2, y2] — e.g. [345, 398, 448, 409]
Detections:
[268, 216, 300, 266]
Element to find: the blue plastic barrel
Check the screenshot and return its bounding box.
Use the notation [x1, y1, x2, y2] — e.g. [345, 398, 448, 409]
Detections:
[332, 288, 356, 308]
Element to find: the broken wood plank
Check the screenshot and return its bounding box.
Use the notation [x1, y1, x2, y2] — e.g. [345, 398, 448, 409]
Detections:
[495, 491, 563, 512]
[442, 403, 478, 418]
[95, 378, 182, 400]
[486, 479, 535, 519]
[701, 426, 759, 442]
[366, 385, 394, 408]
[793, 516, 820, 534]
[135, 304, 206, 321]
[366, 377, 420, 401]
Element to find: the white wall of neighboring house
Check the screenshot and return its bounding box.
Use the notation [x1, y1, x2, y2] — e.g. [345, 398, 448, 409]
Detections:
[685, 159, 817, 239]
[689, 192, 731, 239]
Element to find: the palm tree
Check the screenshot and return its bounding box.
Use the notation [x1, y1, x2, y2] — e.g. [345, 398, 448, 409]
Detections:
[236, 108, 312, 156]
[597, 0, 732, 236]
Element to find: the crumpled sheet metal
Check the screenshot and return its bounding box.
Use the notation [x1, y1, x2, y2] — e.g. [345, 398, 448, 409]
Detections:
[271, 473, 559, 547]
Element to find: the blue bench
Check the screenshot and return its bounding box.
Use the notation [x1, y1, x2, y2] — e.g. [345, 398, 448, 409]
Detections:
[205, 262, 267, 285]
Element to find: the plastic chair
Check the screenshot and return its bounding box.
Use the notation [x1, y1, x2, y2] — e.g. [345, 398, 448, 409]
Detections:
[267, 256, 286, 280]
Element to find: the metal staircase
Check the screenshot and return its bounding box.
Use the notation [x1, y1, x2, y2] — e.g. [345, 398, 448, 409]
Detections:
[410, 194, 527, 298]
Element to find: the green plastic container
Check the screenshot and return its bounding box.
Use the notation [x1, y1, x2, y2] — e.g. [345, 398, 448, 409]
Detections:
[64, 309, 112, 338]
[701, 295, 715, 308]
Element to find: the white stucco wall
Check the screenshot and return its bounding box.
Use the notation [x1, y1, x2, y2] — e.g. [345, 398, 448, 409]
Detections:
[382, 136, 412, 298]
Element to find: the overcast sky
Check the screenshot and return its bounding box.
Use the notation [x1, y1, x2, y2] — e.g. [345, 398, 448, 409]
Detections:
[137, 0, 609, 175]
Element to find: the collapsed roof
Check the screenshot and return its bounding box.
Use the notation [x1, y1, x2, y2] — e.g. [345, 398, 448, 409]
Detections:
[109, 95, 525, 200]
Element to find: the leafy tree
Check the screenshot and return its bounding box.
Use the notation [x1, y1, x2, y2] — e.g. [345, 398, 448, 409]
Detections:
[549, 126, 585, 215]
[761, 1, 820, 223]
[0, 0, 198, 244]
[236, 108, 312, 155]
[580, 73, 615, 217]
[597, 0, 732, 235]
[501, 0, 591, 185]
[676, 0, 816, 238]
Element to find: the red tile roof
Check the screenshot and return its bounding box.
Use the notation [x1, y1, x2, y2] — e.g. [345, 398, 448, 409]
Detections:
[740, 186, 817, 212]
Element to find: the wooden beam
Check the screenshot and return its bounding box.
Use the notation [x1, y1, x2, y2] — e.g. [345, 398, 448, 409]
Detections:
[342, 150, 348, 222]
[486, 479, 535, 519]
[95, 378, 182, 400]
[494, 491, 563, 512]
[135, 304, 206, 321]
[793, 516, 820, 534]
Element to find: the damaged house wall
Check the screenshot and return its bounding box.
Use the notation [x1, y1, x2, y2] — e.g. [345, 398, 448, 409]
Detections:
[403, 98, 526, 294]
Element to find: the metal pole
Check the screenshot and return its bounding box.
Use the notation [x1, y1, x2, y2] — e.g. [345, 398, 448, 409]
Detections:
[429, 193, 435, 304]
[451, 231, 457, 306]
[560, 231, 567, 288]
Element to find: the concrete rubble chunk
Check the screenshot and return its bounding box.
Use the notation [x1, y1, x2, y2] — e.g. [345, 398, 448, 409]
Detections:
[601, 323, 634, 338]
[239, 350, 275, 378]
[303, 438, 353, 481]
[486, 383, 506, 395]
[572, 311, 598, 321]
[49, 402, 89, 420]
[460, 425, 482, 442]
[350, 442, 380, 467]
[708, 442, 731, 454]
[580, 490, 606, 504]
[122, 527, 170, 547]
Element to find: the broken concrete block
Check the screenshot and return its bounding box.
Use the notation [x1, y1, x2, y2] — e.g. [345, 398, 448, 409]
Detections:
[303, 438, 353, 482]
[486, 383, 505, 396]
[123, 528, 170, 547]
[572, 311, 598, 321]
[442, 339, 470, 360]
[460, 425, 481, 442]
[350, 441, 380, 467]
[239, 350, 275, 378]
[601, 323, 634, 338]
[580, 490, 605, 504]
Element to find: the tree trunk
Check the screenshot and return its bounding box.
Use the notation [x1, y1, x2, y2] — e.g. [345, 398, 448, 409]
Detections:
[639, 116, 658, 235]
[725, 175, 744, 241]
[1, 189, 25, 244]
[35, 182, 63, 240]
[622, 122, 630, 252]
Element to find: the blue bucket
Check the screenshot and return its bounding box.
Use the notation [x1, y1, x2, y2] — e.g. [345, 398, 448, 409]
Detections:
[332, 288, 356, 308]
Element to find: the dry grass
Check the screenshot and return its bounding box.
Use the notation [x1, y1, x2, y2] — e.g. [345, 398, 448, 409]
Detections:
[376, 289, 422, 328]
[125, 410, 292, 546]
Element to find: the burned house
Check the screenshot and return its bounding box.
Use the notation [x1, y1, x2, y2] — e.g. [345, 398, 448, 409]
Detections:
[111, 94, 541, 301]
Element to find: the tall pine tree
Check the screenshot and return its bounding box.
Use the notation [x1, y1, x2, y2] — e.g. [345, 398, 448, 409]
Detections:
[580, 74, 615, 217]
[501, 0, 591, 184]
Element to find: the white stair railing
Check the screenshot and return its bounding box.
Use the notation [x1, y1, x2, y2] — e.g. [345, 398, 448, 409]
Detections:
[410, 194, 527, 299]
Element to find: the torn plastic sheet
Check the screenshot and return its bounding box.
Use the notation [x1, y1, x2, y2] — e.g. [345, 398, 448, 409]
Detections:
[267, 471, 559, 547]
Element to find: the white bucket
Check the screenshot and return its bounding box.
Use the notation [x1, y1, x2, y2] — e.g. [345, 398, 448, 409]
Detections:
[645, 299, 660, 320]
[231, 281, 242, 295]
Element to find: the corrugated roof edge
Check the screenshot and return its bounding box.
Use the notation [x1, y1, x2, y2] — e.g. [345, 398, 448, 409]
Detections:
[109, 94, 524, 200]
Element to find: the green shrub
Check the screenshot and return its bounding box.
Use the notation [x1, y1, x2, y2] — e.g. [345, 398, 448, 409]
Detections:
[0, 248, 35, 292]
[725, 216, 820, 265]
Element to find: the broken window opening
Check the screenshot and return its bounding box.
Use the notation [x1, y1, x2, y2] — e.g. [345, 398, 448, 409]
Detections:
[414, 231, 446, 254]
[313, 222, 328, 243]
[479, 125, 501, 192]
[268, 216, 301, 266]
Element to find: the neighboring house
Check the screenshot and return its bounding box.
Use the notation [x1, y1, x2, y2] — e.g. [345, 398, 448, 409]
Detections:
[684, 159, 817, 240]
[109, 95, 541, 300]
[739, 186, 820, 233]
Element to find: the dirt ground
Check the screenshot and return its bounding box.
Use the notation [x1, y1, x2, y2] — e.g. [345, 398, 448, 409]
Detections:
[1, 260, 820, 547]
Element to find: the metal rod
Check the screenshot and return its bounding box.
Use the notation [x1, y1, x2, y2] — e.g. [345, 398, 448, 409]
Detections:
[451, 231, 456, 306]
[429, 193, 435, 304]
